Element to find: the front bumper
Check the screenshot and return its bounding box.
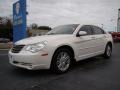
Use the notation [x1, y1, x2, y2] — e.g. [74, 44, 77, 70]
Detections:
[8, 50, 52, 70]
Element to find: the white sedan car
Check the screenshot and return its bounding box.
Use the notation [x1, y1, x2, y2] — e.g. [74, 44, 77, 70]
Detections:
[8, 24, 113, 73]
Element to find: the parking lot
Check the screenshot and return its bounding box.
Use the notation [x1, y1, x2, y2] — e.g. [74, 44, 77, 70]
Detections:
[0, 43, 120, 90]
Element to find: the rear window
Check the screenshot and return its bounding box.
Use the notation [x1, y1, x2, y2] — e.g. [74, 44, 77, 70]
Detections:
[92, 26, 105, 34]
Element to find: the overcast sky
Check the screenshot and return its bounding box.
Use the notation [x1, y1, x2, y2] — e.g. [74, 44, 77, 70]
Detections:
[0, 0, 120, 31]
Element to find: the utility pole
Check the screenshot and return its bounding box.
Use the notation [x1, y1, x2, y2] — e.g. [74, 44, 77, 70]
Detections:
[117, 9, 120, 32]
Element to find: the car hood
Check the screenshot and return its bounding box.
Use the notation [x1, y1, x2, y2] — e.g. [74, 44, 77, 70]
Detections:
[15, 35, 73, 45]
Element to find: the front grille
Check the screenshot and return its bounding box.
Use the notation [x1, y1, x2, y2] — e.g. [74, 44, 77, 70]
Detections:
[11, 45, 25, 53]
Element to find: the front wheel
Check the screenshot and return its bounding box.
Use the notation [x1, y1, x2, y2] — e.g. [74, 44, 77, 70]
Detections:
[50, 48, 72, 74]
[103, 44, 112, 59]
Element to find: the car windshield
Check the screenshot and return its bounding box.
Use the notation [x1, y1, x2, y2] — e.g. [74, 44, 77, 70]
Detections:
[46, 24, 79, 35]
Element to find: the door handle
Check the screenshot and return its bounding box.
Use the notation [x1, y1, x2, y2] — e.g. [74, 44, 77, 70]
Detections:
[91, 37, 95, 39]
[103, 35, 107, 38]
[91, 37, 95, 38]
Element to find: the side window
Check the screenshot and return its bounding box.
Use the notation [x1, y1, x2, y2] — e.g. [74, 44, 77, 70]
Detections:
[92, 26, 105, 34]
[80, 25, 93, 35]
[100, 28, 106, 34]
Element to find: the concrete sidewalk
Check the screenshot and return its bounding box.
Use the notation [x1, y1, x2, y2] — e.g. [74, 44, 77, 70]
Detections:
[0, 42, 13, 50]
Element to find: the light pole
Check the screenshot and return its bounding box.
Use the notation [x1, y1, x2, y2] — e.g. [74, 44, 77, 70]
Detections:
[117, 9, 120, 32]
[110, 19, 117, 32]
[101, 24, 104, 29]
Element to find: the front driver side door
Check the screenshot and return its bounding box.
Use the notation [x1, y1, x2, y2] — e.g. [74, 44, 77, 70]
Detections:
[74, 25, 97, 61]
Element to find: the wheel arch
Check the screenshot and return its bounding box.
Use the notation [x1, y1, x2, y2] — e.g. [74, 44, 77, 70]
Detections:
[103, 41, 113, 58]
[107, 41, 113, 49]
[50, 45, 75, 68]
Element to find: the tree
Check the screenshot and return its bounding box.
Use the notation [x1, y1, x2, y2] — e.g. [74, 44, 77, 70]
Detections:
[31, 23, 38, 29]
[0, 17, 13, 41]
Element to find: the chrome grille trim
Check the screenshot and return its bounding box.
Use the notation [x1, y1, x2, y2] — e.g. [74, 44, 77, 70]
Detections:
[11, 45, 25, 53]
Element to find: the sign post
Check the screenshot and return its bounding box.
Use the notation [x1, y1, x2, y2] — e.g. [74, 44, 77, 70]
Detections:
[13, 0, 27, 42]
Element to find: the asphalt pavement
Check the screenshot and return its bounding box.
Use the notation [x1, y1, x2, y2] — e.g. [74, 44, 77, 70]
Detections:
[0, 43, 120, 90]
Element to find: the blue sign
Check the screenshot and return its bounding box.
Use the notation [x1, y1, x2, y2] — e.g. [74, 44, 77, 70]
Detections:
[13, 0, 27, 42]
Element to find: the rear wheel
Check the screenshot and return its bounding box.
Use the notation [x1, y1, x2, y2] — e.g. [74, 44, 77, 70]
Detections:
[51, 48, 72, 73]
[103, 44, 112, 59]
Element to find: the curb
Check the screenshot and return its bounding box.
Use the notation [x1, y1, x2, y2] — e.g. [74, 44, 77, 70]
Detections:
[0, 49, 9, 51]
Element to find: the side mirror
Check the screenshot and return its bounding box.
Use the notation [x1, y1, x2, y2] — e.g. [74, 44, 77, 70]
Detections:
[78, 31, 87, 36]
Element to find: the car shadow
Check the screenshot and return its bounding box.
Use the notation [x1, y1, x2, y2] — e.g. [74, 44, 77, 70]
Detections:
[11, 67, 53, 77]
[10, 56, 112, 77]
[71, 56, 112, 72]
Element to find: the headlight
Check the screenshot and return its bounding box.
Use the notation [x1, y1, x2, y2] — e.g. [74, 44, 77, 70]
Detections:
[25, 41, 48, 53]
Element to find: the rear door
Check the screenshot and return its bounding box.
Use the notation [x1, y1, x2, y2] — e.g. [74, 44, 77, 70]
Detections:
[91, 26, 106, 53]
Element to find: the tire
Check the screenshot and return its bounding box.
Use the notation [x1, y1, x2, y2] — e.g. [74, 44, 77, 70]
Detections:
[103, 44, 112, 59]
[50, 48, 73, 74]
